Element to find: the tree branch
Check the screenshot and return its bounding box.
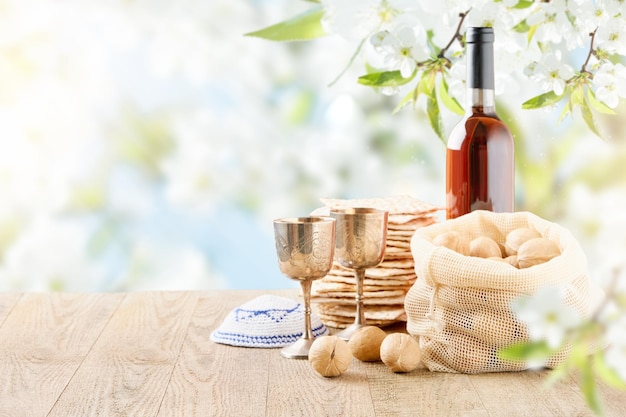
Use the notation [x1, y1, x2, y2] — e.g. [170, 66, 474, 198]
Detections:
[581, 28, 598, 74]
[438, 9, 471, 61]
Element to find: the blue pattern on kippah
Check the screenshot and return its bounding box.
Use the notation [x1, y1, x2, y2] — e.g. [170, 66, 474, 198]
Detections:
[234, 304, 300, 323]
[211, 322, 328, 348]
[210, 294, 330, 348]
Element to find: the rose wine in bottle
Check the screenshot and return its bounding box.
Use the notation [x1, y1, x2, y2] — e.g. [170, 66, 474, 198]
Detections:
[446, 27, 514, 219]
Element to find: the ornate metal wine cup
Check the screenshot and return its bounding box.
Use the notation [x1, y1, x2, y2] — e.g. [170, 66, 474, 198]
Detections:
[330, 208, 388, 341]
[273, 216, 336, 359]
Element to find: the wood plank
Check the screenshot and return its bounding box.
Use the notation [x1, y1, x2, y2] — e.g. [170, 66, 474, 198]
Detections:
[567, 369, 626, 417]
[366, 365, 488, 416]
[469, 370, 597, 417]
[157, 290, 273, 417]
[0, 293, 22, 327]
[0, 293, 123, 417]
[0, 288, 623, 417]
[266, 349, 376, 417]
[48, 291, 199, 417]
[267, 291, 376, 417]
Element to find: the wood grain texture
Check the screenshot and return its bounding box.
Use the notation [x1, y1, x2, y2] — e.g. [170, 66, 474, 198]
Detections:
[47, 291, 198, 417]
[0, 292, 21, 327]
[0, 289, 624, 417]
[366, 365, 489, 417]
[157, 290, 274, 417]
[266, 350, 376, 417]
[0, 293, 123, 417]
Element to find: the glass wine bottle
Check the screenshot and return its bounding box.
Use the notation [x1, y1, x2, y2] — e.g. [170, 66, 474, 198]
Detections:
[446, 27, 514, 220]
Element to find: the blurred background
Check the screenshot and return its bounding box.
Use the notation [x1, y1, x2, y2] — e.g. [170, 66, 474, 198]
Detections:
[0, 0, 624, 292]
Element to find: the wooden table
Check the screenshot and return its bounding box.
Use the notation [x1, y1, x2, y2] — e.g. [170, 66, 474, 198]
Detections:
[0, 289, 624, 417]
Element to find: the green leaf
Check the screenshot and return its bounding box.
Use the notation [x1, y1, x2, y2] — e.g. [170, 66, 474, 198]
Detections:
[514, 0, 535, 8]
[580, 97, 603, 138]
[419, 70, 437, 98]
[328, 38, 365, 87]
[392, 87, 417, 115]
[498, 341, 554, 361]
[571, 85, 585, 107]
[587, 89, 617, 115]
[426, 29, 441, 56]
[513, 19, 530, 33]
[581, 359, 604, 416]
[439, 76, 464, 115]
[358, 70, 416, 87]
[522, 91, 563, 109]
[527, 24, 538, 43]
[594, 352, 626, 390]
[245, 7, 326, 42]
[427, 93, 445, 142]
[544, 361, 571, 388]
[558, 96, 573, 123]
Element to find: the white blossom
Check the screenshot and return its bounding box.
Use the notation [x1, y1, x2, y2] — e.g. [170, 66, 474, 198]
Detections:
[526, 1, 573, 46]
[595, 16, 626, 55]
[374, 26, 428, 78]
[593, 62, 626, 108]
[511, 286, 583, 349]
[320, 0, 420, 41]
[525, 52, 574, 96]
[596, 0, 626, 19]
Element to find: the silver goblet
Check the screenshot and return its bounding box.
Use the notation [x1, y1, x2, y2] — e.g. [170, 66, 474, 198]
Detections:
[330, 208, 388, 341]
[273, 216, 336, 359]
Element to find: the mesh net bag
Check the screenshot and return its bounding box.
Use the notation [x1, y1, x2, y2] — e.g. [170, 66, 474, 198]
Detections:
[405, 210, 602, 374]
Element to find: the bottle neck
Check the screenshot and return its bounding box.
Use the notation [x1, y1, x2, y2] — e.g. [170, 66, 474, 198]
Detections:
[467, 88, 495, 113]
[465, 36, 495, 113]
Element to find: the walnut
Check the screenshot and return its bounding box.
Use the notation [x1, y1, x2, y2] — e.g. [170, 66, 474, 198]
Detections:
[348, 325, 387, 362]
[380, 333, 422, 373]
[308, 336, 352, 377]
[469, 236, 502, 259]
[432, 231, 470, 256]
[504, 255, 519, 268]
[504, 227, 542, 256]
[517, 237, 561, 268]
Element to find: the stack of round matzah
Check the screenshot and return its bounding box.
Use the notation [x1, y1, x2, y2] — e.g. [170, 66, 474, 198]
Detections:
[309, 195, 442, 329]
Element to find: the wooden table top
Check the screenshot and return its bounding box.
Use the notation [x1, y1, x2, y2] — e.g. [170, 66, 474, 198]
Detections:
[0, 289, 624, 417]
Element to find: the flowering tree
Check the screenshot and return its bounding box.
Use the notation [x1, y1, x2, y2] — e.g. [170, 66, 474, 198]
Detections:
[248, 0, 626, 141]
[249, 1, 626, 414]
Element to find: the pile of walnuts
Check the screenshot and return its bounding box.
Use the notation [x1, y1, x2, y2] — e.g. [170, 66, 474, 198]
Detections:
[308, 326, 423, 378]
[432, 227, 561, 268]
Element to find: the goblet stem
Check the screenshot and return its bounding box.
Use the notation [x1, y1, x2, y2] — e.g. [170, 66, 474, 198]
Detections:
[301, 279, 314, 341]
[353, 268, 366, 327]
[336, 268, 368, 341]
[280, 279, 315, 359]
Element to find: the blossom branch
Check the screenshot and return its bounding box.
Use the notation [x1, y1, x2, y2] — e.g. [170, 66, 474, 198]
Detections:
[581, 28, 598, 75]
[438, 9, 471, 63]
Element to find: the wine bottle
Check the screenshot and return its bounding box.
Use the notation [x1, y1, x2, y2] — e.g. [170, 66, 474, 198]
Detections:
[446, 27, 514, 220]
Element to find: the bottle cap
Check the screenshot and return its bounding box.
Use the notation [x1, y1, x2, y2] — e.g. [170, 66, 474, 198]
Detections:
[466, 27, 494, 89]
[466, 27, 494, 44]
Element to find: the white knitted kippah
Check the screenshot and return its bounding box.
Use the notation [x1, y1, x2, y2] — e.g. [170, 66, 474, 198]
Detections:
[210, 294, 329, 348]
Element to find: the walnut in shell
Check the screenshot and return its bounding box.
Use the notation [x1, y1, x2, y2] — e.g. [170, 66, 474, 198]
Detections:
[504, 227, 542, 256]
[348, 325, 387, 362]
[432, 231, 470, 256]
[380, 333, 422, 373]
[469, 236, 502, 259]
[517, 237, 561, 268]
[308, 336, 352, 377]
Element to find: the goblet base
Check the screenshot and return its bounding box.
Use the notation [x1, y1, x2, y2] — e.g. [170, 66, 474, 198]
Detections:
[335, 322, 366, 341]
[280, 337, 314, 359]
